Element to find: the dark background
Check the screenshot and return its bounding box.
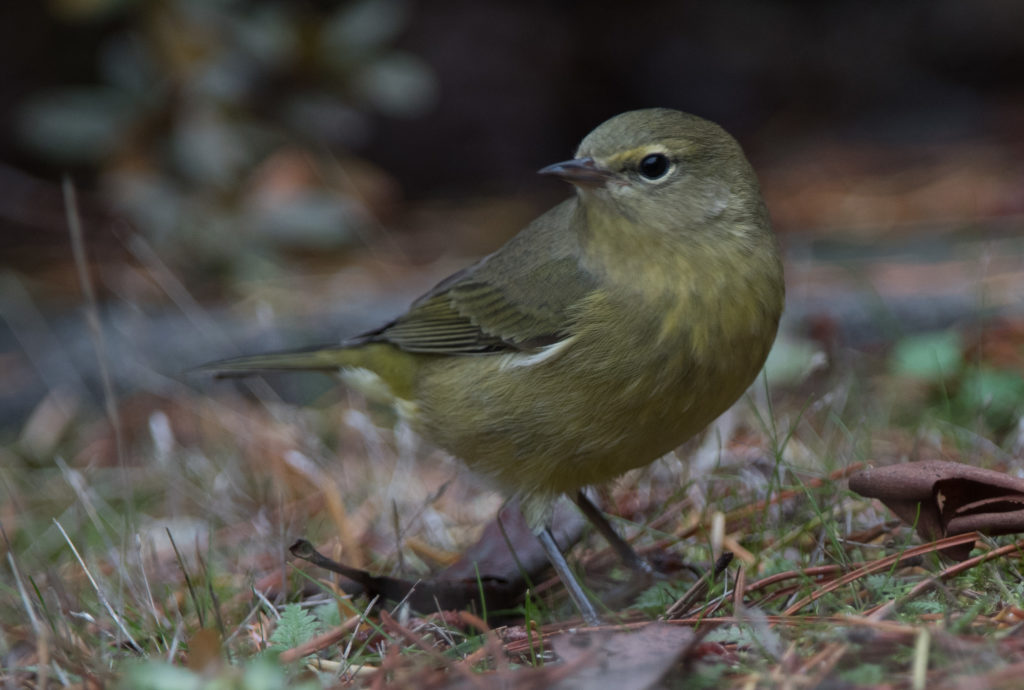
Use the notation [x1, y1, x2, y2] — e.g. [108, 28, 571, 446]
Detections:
[1, 0, 1023, 425]
[4, 1, 1022, 207]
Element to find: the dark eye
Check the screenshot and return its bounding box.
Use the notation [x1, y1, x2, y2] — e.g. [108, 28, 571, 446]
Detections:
[638, 153, 671, 180]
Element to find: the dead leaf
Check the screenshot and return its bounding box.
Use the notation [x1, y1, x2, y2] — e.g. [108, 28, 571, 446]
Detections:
[290, 499, 585, 619]
[849, 460, 1024, 560]
[549, 623, 695, 690]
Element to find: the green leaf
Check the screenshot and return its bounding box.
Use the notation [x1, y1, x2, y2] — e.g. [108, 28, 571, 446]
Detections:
[269, 604, 321, 652]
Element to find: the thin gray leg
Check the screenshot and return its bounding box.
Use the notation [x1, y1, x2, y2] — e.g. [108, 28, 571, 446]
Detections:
[537, 527, 601, 626]
[575, 490, 653, 575]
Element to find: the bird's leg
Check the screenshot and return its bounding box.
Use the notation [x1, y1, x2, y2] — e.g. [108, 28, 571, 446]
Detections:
[574, 490, 653, 576]
[536, 527, 601, 626]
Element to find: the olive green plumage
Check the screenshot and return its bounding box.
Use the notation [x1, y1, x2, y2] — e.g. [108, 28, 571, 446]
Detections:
[208, 108, 784, 528]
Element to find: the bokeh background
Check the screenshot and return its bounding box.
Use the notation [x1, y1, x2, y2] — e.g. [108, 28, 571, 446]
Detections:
[3, 0, 1024, 430]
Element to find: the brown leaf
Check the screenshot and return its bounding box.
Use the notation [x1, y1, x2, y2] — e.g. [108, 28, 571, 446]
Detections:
[848, 461, 1024, 560]
[548, 623, 695, 690]
[290, 499, 584, 619]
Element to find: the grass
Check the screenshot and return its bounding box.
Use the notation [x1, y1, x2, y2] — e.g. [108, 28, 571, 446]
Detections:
[4, 348, 1024, 689]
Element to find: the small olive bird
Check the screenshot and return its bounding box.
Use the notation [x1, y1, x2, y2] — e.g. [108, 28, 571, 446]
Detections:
[205, 109, 784, 624]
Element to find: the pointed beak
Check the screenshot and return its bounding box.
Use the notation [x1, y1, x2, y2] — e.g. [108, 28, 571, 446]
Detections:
[538, 157, 614, 187]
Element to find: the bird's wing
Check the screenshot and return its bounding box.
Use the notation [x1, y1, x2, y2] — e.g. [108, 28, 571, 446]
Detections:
[354, 201, 597, 355]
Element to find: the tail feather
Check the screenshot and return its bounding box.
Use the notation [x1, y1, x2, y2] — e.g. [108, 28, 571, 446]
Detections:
[197, 342, 418, 402]
[197, 345, 350, 378]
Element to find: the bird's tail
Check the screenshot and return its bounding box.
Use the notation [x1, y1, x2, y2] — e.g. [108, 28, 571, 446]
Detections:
[196, 342, 418, 402]
[197, 345, 352, 378]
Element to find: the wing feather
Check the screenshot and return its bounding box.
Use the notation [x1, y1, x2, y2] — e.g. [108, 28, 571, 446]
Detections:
[352, 200, 597, 355]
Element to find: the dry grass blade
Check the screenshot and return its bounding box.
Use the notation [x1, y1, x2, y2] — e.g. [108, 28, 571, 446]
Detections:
[912, 627, 930, 690]
[52, 519, 143, 653]
[744, 564, 847, 596]
[7, 551, 51, 689]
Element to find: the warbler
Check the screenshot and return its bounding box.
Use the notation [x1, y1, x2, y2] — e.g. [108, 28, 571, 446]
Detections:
[206, 109, 784, 623]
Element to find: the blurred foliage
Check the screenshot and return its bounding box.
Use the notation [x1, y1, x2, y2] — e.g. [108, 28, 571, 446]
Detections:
[16, 0, 436, 281]
[118, 655, 324, 690]
[889, 331, 963, 381]
[888, 326, 1024, 438]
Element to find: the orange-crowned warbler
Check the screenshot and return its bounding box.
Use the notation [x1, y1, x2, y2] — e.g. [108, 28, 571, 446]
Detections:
[205, 109, 784, 624]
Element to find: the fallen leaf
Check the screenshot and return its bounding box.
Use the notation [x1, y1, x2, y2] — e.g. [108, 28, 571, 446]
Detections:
[849, 461, 1024, 560]
[549, 623, 695, 690]
[290, 499, 585, 619]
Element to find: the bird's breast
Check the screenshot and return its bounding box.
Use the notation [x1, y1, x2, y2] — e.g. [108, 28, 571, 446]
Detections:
[413, 233, 783, 498]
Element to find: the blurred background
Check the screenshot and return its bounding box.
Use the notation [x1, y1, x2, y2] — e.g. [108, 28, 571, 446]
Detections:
[2, 0, 1024, 447]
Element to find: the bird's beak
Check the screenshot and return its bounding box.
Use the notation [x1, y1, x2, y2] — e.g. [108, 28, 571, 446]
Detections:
[538, 157, 614, 187]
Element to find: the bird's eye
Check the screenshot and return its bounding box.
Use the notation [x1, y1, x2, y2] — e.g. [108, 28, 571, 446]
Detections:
[638, 153, 671, 180]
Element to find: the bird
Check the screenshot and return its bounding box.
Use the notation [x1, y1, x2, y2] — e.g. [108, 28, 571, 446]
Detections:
[203, 108, 785, 624]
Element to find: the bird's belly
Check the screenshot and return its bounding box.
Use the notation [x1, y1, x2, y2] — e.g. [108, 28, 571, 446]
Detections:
[412, 307, 774, 498]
